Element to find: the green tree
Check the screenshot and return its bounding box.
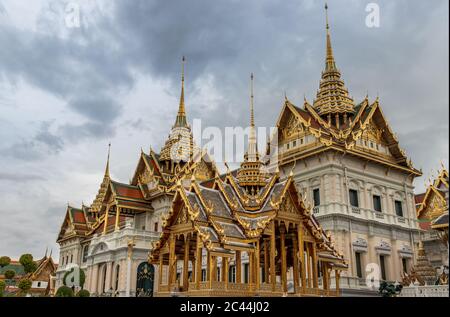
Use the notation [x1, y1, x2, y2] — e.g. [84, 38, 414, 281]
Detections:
[378, 281, 403, 297]
[63, 267, 86, 289]
[4, 270, 15, 280]
[0, 280, 6, 297]
[77, 289, 90, 297]
[19, 254, 37, 273]
[55, 286, 74, 297]
[0, 256, 11, 268]
[17, 278, 32, 295]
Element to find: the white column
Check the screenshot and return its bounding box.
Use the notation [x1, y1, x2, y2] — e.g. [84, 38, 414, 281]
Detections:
[105, 262, 113, 293]
[125, 258, 132, 297]
[91, 264, 99, 295]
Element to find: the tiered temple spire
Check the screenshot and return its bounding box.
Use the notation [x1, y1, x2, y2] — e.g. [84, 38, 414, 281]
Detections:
[90, 143, 112, 213]
[237, 73, 266, 193]
[313, 3, 354, 119]
[245, 73, 259, 162]
[174, 56, 188, 128]
[160, 56, 194, 165]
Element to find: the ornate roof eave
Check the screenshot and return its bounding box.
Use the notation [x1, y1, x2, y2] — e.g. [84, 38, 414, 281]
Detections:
[341, 146, 422, 176]
[417, 183, 447, 218]
[225, 174, 251, 205]
[213, 177, 240, 211]
[279, 141, 421, 177]
[434, 167, 449, 188]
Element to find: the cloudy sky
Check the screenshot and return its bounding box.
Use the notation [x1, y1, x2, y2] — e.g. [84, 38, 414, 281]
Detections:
[0, 0, 448, 260]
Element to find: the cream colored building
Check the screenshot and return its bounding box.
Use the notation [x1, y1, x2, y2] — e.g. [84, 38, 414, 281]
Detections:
[269, 6, 422, 296]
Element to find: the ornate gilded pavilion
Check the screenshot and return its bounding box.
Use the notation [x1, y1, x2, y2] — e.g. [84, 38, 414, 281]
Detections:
[149, 75, 347, 297]
[417, 166, 449, 238]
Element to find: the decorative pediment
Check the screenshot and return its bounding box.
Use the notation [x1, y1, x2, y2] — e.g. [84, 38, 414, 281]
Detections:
[175, 206, 190, 225]
[375, 240, 391, 254]
[353, 237, 368, 252]
[361, 119, 385, 144]
[193, 160, 214, 181]
[280, 195, 300, 215]
[421, 190, 447, 220]
[281, 114, 305, 140]
[139, 165, 155, 185]
[398, 244, 413, 258]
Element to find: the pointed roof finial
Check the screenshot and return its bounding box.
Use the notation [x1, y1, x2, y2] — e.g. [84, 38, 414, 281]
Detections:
[324, 3, 336, 71]
[224, 162, 231, 174]
[174, 56, 187, 127]
[105, 142, 111, 177]
[250, 73, 255, 127]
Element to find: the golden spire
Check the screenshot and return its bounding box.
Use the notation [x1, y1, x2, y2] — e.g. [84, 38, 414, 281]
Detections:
[237, 73, 266, 192]
[325, 3, 336, 71]
[174, 56, 187, 127]
[313, 3, 354, 116]
[250, 73, 255, 127]
[105, 142, 111, 177]
[246, 73, 259, 162]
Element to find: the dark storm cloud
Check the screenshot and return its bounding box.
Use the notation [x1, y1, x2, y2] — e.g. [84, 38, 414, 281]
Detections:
[0, 120, 64, 160]
[0, 2, 132, 155]
[0, 0, 447, 259]
[0, 0, 448, 169]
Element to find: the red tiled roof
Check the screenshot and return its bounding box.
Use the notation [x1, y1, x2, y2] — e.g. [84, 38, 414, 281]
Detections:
[419, 221, 431, 230]
[112, 181, 144, 199]
[118, 200, 151, 209]
[71, 209, 87, 224]
[415, 193, 426, 205]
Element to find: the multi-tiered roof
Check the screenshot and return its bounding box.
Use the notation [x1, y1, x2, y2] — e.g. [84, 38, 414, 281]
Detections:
[274, 5, 421, 176]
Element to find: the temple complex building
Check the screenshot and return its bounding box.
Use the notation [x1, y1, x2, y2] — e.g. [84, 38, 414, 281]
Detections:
[149, 75, 347, 296]
[54, 5, 438, 297]
[415, 166, 448, 268]
[269, 5, 422, 295]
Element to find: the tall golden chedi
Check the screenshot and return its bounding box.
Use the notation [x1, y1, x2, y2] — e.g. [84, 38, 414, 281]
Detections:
[236, 73, 268, 193]
[160, 56, 196, 173]
[402, 242, 438, 286]
[149, 74, 347, 297]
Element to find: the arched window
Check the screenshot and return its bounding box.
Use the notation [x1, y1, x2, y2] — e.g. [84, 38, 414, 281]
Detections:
[82, 245, 89, 263]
